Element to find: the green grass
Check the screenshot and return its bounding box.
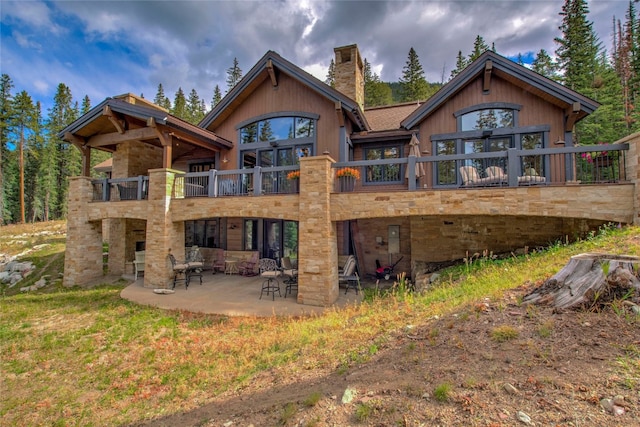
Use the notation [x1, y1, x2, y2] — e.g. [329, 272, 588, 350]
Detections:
[1, 222, 639, 425]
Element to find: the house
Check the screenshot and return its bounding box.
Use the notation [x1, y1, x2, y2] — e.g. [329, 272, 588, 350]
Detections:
[60, 45, 638, 307]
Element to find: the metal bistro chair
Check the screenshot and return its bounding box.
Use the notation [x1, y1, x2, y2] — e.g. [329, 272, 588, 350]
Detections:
[186, 246, 204, 286]
[281, 256, 298, 298]
[259, 258, 282, 300]
[168, 253, 189, 289]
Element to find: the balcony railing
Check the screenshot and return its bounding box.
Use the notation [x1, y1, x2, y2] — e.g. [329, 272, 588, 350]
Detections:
[332, 143, 628, 192]
[89, 144, 629, 202]
[91, 176, 149, 201]
[172, 165, 300, 199]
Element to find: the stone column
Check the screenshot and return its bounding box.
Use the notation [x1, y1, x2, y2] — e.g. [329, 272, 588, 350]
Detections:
[63, 177, 104, 287]
[297, 156, 339, 306]
[143, 168, 185, 288]
[622, 132, 640, 225]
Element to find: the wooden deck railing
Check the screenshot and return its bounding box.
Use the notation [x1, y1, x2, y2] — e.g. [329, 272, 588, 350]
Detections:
[89, 144, 629, 202]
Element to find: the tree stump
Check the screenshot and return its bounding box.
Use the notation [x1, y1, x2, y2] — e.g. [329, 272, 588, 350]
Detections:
[522, 253, 640, 310]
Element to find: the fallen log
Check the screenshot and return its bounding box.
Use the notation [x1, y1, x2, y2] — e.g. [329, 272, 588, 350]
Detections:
[522, 253, 640, 310]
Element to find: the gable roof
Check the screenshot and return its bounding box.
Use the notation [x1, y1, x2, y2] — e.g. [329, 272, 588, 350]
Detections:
[200, 50, 370, 131]
[59, 95, 232, 153]
[401, 50, 600, 130]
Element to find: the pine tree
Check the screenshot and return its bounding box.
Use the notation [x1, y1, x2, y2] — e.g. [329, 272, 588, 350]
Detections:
[450, 51, 468, 79]
[172, 87, 187, 119]
[325, 59, 335, 87]
[469, 35, 490, 62]
[226, 58, 243, 93]
[531, 49, 558, 79]
[81, 95, 91, 115]
[47, 83, 78, 219]
[185, 88, 204, 124]
[211, 85, 222, 107]
[26, 102, 44, 221]
[554, 0, 600, 92]
[363, 58, 392, 107]
[0, 74, 13, 224]
[399, 47, 429, 102]
[154, 83, 171, 110]
[554, 0, 608, 145]
[11, 91, 36, 223]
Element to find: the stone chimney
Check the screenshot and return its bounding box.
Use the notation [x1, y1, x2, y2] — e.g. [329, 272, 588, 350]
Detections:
[333, 44, 364, 110]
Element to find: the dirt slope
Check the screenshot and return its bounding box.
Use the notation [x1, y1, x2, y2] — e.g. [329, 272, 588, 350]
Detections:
[136, 286, 640, 427]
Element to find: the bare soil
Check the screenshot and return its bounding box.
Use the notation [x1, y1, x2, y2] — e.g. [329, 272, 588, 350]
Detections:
[135, 285, 640, 427]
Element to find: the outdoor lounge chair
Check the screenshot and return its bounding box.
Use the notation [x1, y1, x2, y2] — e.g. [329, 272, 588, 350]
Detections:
[485, 166, 508, 185]
[518, 168, 546, 185]
[259, 258, 282, 300]
[459, 166, 500, 187]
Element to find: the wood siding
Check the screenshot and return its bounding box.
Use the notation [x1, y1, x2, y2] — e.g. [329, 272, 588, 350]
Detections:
[210, 73, 344, 169]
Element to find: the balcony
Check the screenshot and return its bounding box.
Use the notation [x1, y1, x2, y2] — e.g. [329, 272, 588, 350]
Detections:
[89, 144, 629, 202]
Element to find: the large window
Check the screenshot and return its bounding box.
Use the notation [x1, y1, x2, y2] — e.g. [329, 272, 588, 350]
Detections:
[460, 108, 514, 131]
[240, 117, 315, 144]
[364, 145, 402, 183]
[185, 219, 220, 248]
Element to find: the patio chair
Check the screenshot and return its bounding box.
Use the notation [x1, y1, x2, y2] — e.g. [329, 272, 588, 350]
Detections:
[339, 256, 359, 294]
[518, 168, 546, 185]
[212, 249, 225, 274]
[485, 166, 508, 185]
[238, 251, 259, 276]
[459, 166, 498, 187]
[259, 258, 282, 300]
[281, 257, 298, 297]
[168, 253, 189, 290]
[186, 246, 204, 286]
[133, 250, 145, 280]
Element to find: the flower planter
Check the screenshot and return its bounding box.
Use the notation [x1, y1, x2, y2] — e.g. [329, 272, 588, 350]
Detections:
[339, 176, 356, 192]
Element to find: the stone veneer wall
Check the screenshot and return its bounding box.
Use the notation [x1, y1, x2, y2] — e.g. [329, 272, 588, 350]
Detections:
[144, 169, 185, 289]
[64, 177, 104, 287]
[297, 156, 339, 306]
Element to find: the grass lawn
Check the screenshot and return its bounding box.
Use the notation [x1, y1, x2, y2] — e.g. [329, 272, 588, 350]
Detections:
[1, 222, 639, 426]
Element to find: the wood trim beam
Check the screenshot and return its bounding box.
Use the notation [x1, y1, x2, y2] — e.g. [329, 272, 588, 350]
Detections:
[564, 101, 581, 132]
[483, 60, 493, 92]
[147, 117, 170, 146]
[103, 105, 126, 134]
[266, 59, 278, 87]
[86, 127, 159, 147]
[335, 101, 345, 127]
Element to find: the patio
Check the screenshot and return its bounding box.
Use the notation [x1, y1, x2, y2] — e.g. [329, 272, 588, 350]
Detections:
[120, 272, 364, 317]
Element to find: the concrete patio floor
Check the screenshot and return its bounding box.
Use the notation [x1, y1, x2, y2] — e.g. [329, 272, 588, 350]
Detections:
[120, 271, 364, 317]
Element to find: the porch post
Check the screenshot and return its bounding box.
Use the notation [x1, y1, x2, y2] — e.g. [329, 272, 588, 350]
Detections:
[144, 168, 185, 288]
[63, 176, 104, 287]
[297, 155, 339, 306]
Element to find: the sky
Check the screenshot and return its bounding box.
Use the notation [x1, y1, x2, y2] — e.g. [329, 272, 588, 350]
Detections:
[0, 0, 629, 113]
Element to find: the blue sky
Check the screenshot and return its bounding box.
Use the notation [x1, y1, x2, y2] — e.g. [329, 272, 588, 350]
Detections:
[0, 0, 628, 113]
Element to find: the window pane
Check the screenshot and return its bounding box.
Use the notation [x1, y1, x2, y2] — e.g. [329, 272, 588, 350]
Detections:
[260, 150, 274, 167]
[241, 123, 257, 144]
[242, 151, 256, 168]
[278, 148, 295, 166]
[521, 133, 544, 175]
[436, 140, 456, 185]
[264, 117, 295, 141]
[461, 109, 514, 131]
[296, 145, 312, 162]
[295, 117, 314, 138]
[365, 146, 401, 183]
